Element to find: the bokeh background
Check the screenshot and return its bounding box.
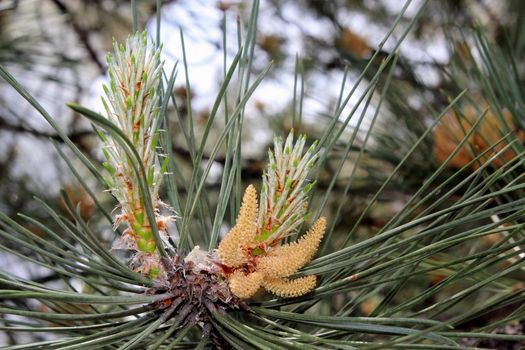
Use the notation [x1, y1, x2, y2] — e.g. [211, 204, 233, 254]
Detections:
[1, 0, 524, 346]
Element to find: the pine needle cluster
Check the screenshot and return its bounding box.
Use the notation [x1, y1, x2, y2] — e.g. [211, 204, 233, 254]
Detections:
[2, 1, 525, 348]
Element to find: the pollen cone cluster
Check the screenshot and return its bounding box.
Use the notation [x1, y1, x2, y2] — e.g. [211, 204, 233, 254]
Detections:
[217, 185, 258, 268]
[256, 217, 326, 278]
[217, 132, 326, 299]
[433, 103, 525, 170]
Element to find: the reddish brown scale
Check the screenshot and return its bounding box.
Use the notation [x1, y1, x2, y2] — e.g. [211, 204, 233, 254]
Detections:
[142, 92, 150, 104]
[275, 170, 282, 193]
[214, 261, 234, 277]
[122, 227, 137, 239]
[244, 263, 256, 274]
[268, 239, 281, 247]
[245, 252, 260, 272]
[265, 204, 273, 231]
[125, 179, 134, 191]
[119, 83, 130, 97]
[156, 217, 168, 231]
[157, 298, 172, 309]
[133, 119, 141, 132]
[265, 217, 272, 231]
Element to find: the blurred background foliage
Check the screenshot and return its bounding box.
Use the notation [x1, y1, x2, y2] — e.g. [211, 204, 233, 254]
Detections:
[1, 0, 525, 347]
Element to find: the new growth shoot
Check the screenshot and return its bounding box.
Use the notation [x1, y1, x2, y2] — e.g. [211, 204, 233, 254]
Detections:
[218, 132, 326, 298]
[99, 32, 171, 277]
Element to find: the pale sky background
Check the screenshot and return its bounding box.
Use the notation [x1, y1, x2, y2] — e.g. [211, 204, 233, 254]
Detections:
[5, 0, 508, 202]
